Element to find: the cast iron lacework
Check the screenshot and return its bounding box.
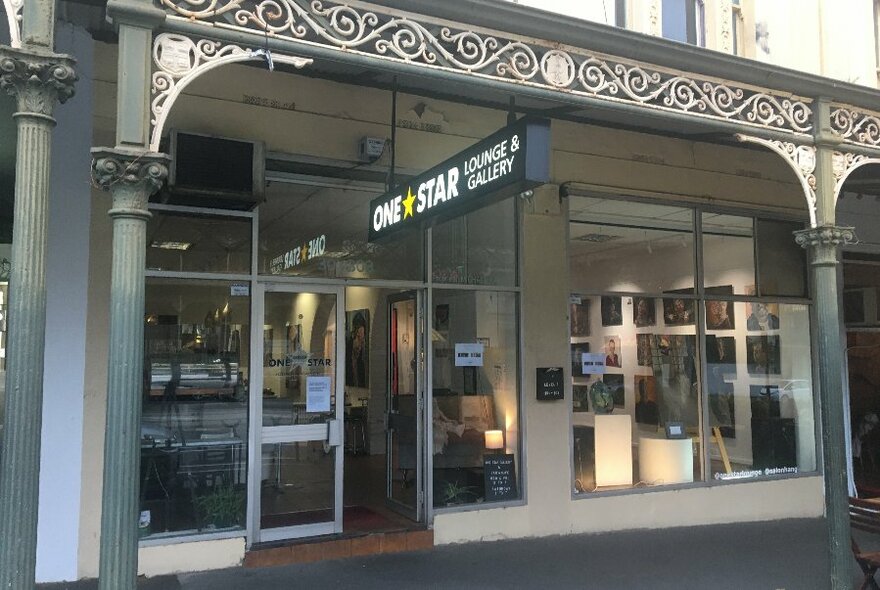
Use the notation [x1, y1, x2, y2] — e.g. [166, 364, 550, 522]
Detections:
[832, 151, 880, 204]
[735, 134, 818, 227]
[156, 0, 813, 135]
[3, 0, 23, 48]
[150, 33, 312, 150]
[830, 106, 880, 149]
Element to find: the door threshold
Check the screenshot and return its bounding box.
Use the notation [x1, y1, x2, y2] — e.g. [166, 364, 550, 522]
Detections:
[245, 528, 433, 567]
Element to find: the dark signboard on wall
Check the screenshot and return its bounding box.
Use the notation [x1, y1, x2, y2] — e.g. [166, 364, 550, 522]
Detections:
[536, 367, 564, 401]
[484, 453, 518, 502]
[368, 118, 551, 242]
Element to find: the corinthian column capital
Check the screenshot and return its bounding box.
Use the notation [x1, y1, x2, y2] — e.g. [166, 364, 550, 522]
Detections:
[0, 46, 76, 119]
[794, 225, 856, 249]
[91, 147, 170, 219]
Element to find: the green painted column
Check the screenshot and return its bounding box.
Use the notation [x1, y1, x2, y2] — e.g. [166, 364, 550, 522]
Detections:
[91, 149, 168, 590]
[0, 47, 76, 590]
[795, 225, 855, 590]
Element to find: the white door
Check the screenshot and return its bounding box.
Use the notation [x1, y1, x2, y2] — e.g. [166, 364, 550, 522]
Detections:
[248, 283, 344, 543]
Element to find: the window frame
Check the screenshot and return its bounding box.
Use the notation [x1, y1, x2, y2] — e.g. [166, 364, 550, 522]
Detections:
[565, 191, 817, 501]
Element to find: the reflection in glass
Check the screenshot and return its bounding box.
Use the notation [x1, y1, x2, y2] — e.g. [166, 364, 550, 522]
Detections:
[569, 196, 694, 294]
[146, 211, 252, 273]
[140, 279, 250, 537]
[262, 291, 337, 427]
[432, 198, 516, 286]
[258, 182, 422, 281]
[702, 213, 755, 296]
[260, 441, 335, 529]
[431, 290, 519, 507]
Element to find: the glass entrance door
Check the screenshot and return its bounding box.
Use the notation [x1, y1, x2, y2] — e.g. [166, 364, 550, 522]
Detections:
[249, 284, 343, 542]
[385, 292, 424, 520]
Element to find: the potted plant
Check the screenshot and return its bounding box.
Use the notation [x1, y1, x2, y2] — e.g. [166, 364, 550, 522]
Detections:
[440, 480, 479, 506]
[194, 483, 245, 530]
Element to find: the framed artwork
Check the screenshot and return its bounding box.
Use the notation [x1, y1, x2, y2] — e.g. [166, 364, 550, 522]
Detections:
[346, 309, 370, 387]
[604, 336, 621, 369]
[746, 302, 780, 331]
[705, 335, 736, 371]
[601, 296, 623, 327]
[634, 375, 659, 425]
[709, 390, 736, 439]
[570, 343, 590, 377]
[633, 296, 656, 327]
[662, 290, 695, 326]
[570, 298, 591, 337]
[573, 384, 590, 413]
[636, 334, 653, 366]
[650, 334, 699, 428]
[746, 335, 781, 376]
[434, 304, 449, 334]
[603, 374, 625, 408]
[749, 384, 781, 419]
[705, 286, 734, 330]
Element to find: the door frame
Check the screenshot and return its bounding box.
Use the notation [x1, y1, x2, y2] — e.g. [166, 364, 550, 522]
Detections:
[246, 281, 345, 545]
[384, 290, 426, 522]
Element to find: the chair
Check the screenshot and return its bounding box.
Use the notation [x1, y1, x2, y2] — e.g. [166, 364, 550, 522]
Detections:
[849, 496, 880, 590]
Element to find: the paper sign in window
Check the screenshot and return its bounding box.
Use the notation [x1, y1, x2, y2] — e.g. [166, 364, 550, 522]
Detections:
[306, 376, 332, 413]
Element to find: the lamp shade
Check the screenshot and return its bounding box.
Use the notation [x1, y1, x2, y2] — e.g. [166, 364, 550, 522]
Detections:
[484, 429, 504, 450]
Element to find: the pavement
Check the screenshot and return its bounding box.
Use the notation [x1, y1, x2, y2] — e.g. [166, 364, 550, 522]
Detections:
[42, 518, 872, 589]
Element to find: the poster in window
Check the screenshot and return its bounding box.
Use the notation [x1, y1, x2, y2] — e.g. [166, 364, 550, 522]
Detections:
[346, 309, 370, 387]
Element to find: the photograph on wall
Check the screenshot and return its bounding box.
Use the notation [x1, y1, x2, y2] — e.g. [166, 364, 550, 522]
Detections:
[633, 296, 656, 327]
[570, 298, 591, 337]
[434, 304, 450, 335]
[346, 309, 370, 387]
[651, 334, 699, 428]
[604, 336, 621, 368]
[603, 374, 625, 408]
[634, 375, 659, 425]
[573, 384, 591, 412]
[705, 335, 737, 375]
[601, 296, 623, 327]
[636, 334, 653, 366]
[662, 290, 695, 326]
[570, 342, 590, 377]
[746, 335, 781, 376]
[746, 301, 780, 331]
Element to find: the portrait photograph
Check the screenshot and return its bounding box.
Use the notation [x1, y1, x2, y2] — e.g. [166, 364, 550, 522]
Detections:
[662, 294, 695, 326]
[603, 374, 625, 408]
[746, 335, 781, 376]
[345, 309, 370, 387]
[570, 299, 591, 337]
[634, 375, 659, 426]
[705, 300, 735, 330]
[636, 333, 653, 366]
[573, 384, 590, 413]
[604, 336, 621, 369]
[570, 343, 590, 377]
[632, 296, 656, 327]
[601, 296, 623, 327]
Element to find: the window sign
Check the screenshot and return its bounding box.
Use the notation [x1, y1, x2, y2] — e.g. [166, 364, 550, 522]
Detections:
[306, 375, 332, 413]
[455, 342, 484, 367]
[368, 118, 550, 241]
[582, 352, 606, 374]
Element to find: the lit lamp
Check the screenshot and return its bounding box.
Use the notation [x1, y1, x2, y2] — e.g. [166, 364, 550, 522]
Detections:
[484, 430, 504, 453]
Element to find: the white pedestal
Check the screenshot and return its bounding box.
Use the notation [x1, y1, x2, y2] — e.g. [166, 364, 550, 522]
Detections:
[594, 414, 633, 487]
[638, 436, 694, 485]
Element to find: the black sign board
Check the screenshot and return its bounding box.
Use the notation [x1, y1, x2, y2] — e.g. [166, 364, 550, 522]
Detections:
[484, 453, 518, 502]
[536, 367, 564, 401]
[368, 118, 551, 242]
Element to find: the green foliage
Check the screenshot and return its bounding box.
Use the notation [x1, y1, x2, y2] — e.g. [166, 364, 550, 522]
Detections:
[440, 480, 478, 505]
[194, 483, 245, 529]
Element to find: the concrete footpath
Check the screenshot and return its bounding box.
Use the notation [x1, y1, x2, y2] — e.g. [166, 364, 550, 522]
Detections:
[45, 518, 870, 589]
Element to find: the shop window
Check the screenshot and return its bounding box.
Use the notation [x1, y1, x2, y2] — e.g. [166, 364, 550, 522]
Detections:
[432, 197, 517, 287]
[146, 210, 252, 274]
[258, 181, 422, 281]
[432, 289, 520, 508]
[140, 279, 250, 538]
[569, 195, 815, 495]
[662, 0, 705, 47]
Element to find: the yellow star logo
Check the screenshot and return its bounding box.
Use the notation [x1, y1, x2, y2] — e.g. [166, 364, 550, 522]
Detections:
[402, 187, 416, 219]
[300, 243, 309, 263]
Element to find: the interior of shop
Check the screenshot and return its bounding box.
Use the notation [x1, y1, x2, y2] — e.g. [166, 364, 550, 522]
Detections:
[568, 195, 815, 493]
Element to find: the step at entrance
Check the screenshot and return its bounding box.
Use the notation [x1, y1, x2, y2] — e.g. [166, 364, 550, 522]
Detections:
[244, 529, 434, 567]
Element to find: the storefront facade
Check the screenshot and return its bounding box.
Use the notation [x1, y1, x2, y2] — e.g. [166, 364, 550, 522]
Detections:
[4, 0, 880, 587]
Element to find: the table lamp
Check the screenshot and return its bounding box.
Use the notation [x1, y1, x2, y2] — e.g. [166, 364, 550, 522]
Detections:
[485, 429, 504, 453]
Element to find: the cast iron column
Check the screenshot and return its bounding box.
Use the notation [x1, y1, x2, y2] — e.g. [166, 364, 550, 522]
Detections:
[796, 225, 855, 589]
[92, 149, 168, 590]
[0, 47, 76, 589]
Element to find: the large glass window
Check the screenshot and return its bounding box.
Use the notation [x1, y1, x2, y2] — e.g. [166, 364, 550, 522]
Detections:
[569, 195, 813, 495]
[140, 279, 250, 538]
[432, 290, 520, 507]
[662, 0, 705, 46]
[146, 210, 252, 274]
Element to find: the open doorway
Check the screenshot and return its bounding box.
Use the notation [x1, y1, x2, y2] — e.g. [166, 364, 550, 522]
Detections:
[343, 286, 425, 533]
